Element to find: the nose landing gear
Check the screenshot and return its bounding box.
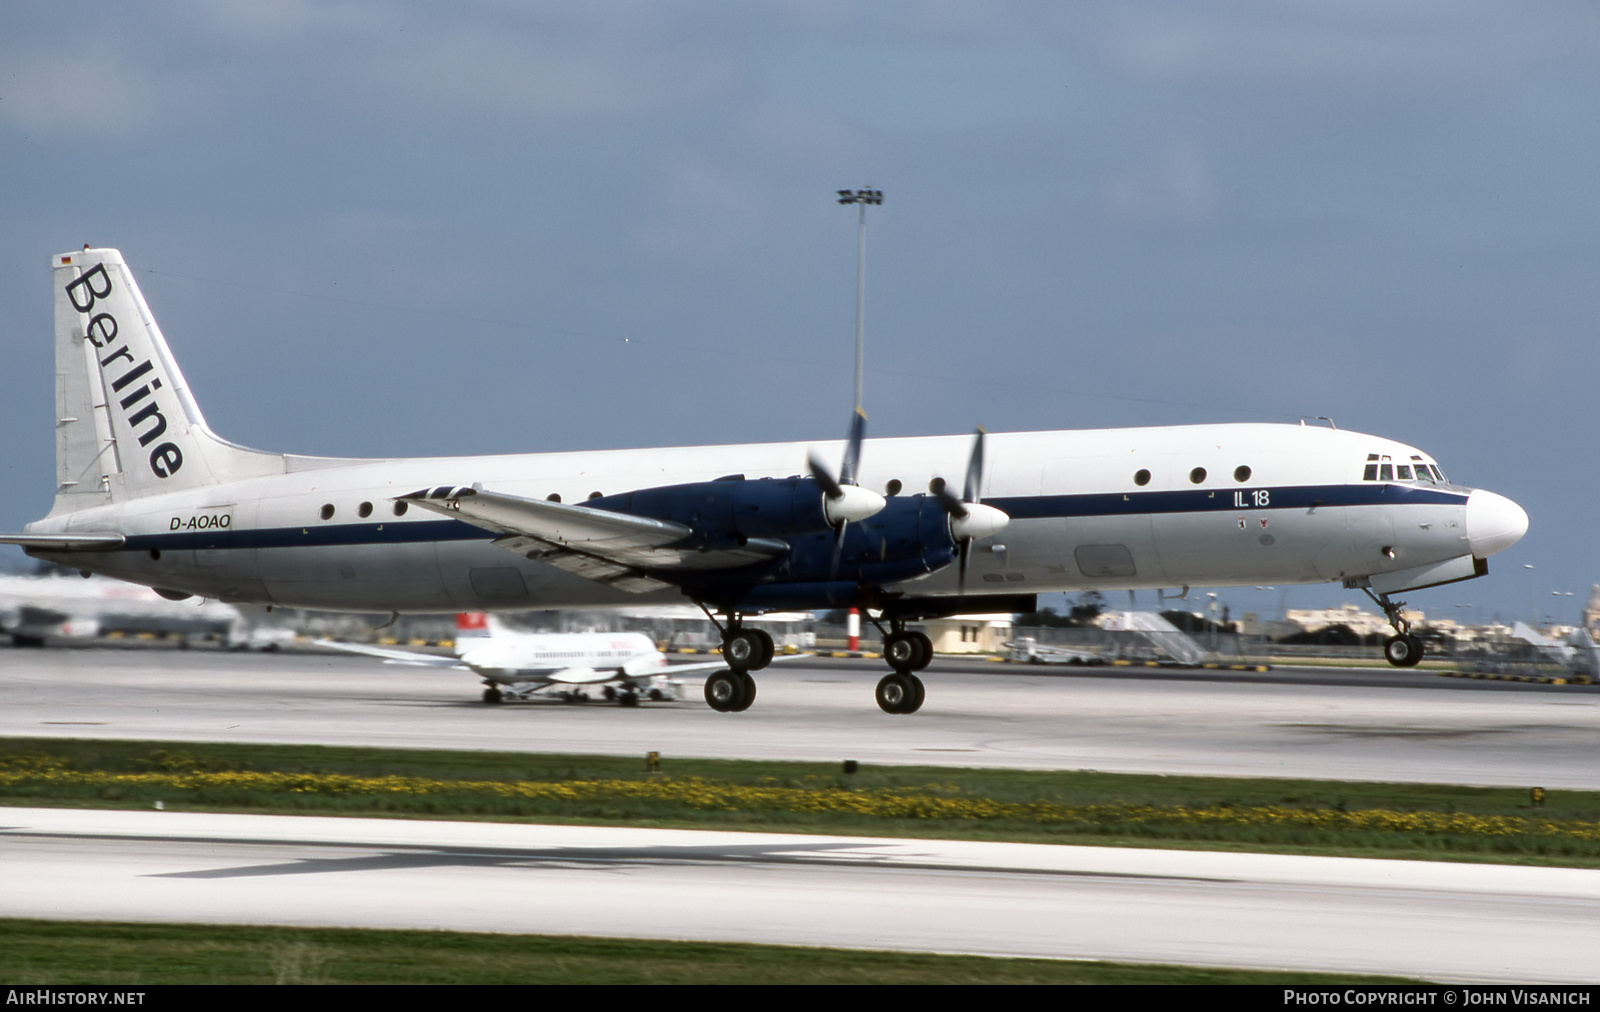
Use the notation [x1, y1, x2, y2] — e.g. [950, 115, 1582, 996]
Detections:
[1363, 588, 1424, 668]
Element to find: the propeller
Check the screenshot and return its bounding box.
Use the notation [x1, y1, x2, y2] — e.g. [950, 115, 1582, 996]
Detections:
[930, 427, 1010, 593]
[807, 408, 885, 572]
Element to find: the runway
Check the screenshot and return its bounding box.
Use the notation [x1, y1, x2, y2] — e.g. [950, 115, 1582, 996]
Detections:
[3, 807, 1594, 984]
[1, 644, 1594, 786]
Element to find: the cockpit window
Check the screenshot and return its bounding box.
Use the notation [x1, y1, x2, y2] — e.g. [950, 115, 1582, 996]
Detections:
[1364, 452, 1446, 483]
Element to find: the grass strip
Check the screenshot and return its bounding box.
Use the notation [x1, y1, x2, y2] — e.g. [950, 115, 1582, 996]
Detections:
[3, 737, 1596, 865]
[0, 918, 1420, 985]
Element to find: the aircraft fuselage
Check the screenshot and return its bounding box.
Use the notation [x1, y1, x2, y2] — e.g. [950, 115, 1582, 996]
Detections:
[25, 421, 1517, 614]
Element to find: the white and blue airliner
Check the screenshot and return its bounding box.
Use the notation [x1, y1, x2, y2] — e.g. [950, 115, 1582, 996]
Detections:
[3, 248, 1528, 713]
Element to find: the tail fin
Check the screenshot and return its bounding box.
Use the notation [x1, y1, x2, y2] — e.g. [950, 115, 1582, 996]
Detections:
[49, 248, 279, 515]
[454, 612, 493, 644]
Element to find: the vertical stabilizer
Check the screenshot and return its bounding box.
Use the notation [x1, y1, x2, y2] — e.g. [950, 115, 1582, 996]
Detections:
[455, 612, 493, 646]
[49, 248, 279, 515]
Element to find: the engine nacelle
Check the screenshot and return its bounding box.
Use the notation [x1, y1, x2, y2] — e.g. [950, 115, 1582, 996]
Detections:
[588, 475, 881, 547]
[677, 495, 959, 610]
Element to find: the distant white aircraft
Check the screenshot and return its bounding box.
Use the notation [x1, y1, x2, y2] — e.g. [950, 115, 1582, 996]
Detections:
[0, 569, 242, 647]
[1, 248, 1529, 714]
[319, 612, 785, 707]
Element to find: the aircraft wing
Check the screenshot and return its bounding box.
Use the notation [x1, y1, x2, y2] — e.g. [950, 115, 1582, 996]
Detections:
[0, 533, 127, 551]
[314, 639, 466, 668]
[628, 651, 814, 677]
[399, 486, 786, 593]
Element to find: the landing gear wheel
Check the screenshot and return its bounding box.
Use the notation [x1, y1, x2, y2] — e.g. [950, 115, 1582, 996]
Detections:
[482, 686, 503, 705]
[875, 672, 925, 714]
[1384, 634, 1424, 668]
[907, 631, 932, 672]
[723, 629, 770, 672]
[752, 629, 775, 669]
[617, 690, 640, 707]
[884, 633, 918, 673]
[705, 670, 752, 712]
[729, 672, 757, 712]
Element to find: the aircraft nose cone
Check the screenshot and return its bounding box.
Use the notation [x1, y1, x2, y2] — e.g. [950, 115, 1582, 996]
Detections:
[1466, 489, 1528, 559]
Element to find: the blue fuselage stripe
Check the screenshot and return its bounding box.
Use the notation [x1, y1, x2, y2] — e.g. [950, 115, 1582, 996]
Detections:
[118, 484, 1469, 553]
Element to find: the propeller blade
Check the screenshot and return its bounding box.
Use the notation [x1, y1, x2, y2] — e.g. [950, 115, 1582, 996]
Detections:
[963, 427, 986, 504]
[929, 477, 967, 519]
[807, 450, 843, 498]
[811, 408, 884, 526]
[839, 408, 866, 487]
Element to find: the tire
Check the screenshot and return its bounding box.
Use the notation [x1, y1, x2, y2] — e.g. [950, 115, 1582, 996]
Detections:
[907, 632, 933, 672]
[751, 630, 775, 670]
[729, 672, 757, 712]
[617, 691, 640, 708]
[903, 674, 925, 714]
[723, 631, 758, 671]
[876, 673, 916, 714]
[705, 670, 745, 712]
[1384, 634, 1424, 668]
[884, 634, 917, 673]
[482, 686, 503, 704]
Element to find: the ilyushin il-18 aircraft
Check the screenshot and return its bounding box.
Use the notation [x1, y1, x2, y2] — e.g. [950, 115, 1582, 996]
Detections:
[2, 248, 1528, 714]
[318, 611, 795, 708]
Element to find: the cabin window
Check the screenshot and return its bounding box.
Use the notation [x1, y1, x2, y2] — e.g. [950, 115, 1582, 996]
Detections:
[358, 502, 373, 518]
[1233, 466, 1251, 483]
[928, 477, 947, 495]
[588, 491, 603, 500]
[885, 479, 902, 496]
[320, 503, 335, 520]
[393, 501, 408, 516]
[1133, 469, 1150, 486]
[546, 493, 562, 503]
[1189, 467, 1207, 484]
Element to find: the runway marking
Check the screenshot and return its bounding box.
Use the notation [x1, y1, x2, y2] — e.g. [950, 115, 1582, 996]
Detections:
[1, 829, 1236, 885]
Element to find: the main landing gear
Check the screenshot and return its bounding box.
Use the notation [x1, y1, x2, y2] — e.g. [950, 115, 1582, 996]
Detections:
[875, 619, 931, 714]
[1363, 588, 1424, 668]
[702, 611, 773, 713]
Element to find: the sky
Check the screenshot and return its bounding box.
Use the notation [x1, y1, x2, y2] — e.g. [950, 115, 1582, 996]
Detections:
[1, 1, 1596, 626]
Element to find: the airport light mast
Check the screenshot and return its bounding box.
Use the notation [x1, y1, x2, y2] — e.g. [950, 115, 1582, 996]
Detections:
[837, 188, 883, 415]
[836, 188, 882, 656]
